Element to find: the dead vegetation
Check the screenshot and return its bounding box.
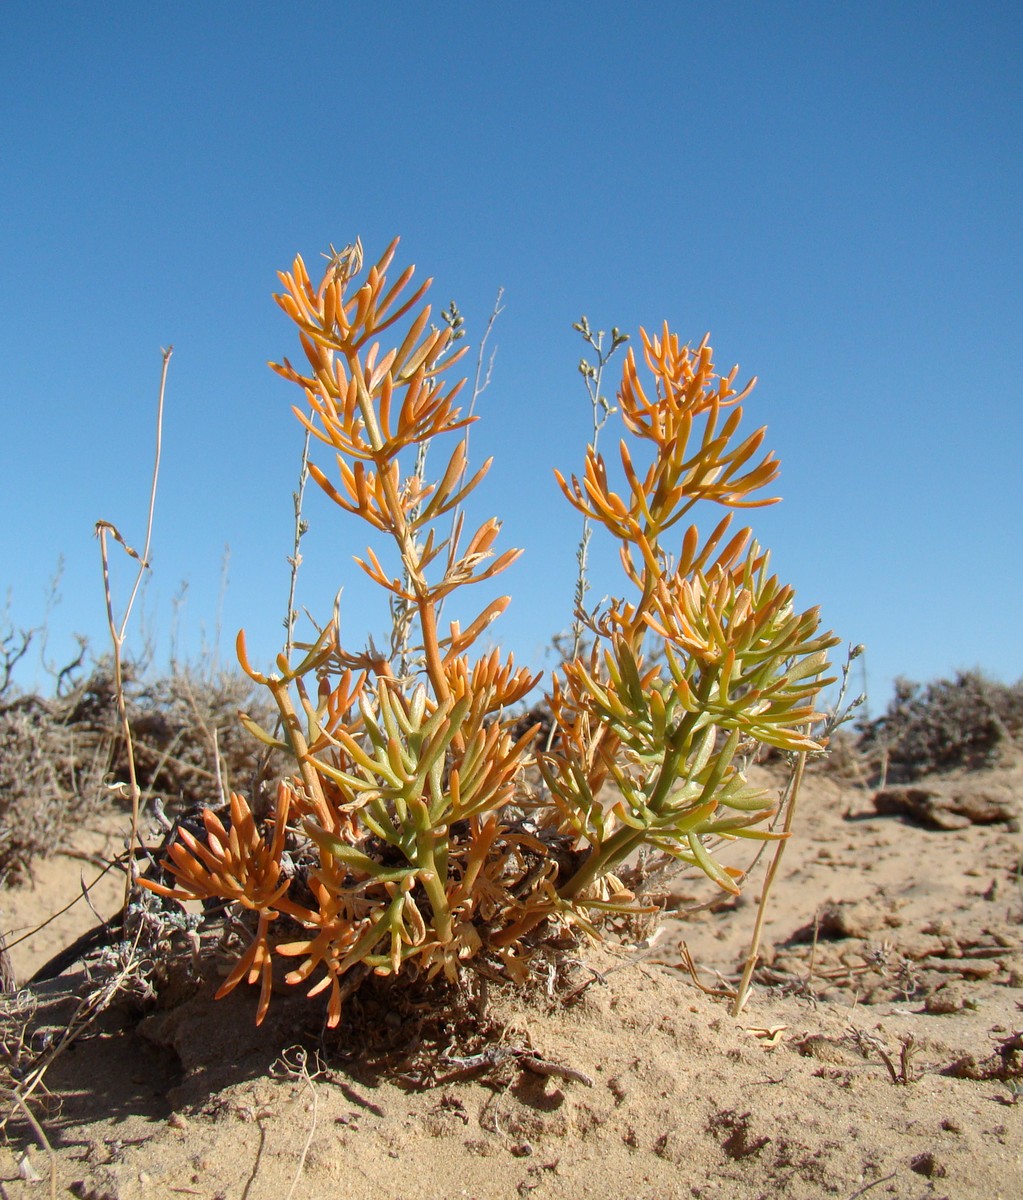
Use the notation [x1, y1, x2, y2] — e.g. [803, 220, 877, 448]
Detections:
[857, 670, 1023, 782]
[0, 652, 279, 887]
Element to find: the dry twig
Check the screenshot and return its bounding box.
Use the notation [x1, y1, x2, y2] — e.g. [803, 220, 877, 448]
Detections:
[95, 345, 172, 914]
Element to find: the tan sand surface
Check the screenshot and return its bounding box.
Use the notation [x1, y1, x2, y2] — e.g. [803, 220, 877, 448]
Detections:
[0, 758, 1019, 1199]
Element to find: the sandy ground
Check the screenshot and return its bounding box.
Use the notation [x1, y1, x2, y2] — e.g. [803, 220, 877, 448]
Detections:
[0, 757, 1020, 1199]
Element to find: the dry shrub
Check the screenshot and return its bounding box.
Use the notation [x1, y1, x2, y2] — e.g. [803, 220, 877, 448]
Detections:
[0, 687, 110, 887]
[105, 664, 281, 812]
[0, 658, 279, 885]
[857, 670, 1023, 782]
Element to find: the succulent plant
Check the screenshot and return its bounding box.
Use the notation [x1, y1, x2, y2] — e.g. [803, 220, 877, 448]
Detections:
[144, 238, 837, 1025]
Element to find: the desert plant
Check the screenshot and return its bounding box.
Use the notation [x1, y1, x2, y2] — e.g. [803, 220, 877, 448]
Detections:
[143, 238, 837, 1025]
[0, 693, 104, 887]
[97, 346, 172, 916]
[0, 612, 35, 704]
[0, 658, 281, 887]
[858, 670, 1023, 781]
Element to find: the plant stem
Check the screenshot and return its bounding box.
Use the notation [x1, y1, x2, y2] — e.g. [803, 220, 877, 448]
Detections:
[558, 672, 714, 900]
[267, 678, 330, 827]
[571, 327, 619, 658]
[557, 741, 684, 901]
[413, 801, 452, 941]
[731, 747, 807, 1016]
[284, 429, 311, 665]
[439, 289, 503, 621]
[97, 346, 171, 918]
[349, 355, 452, 704]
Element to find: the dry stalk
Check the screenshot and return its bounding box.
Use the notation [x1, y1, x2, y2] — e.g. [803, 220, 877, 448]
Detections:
[275, 1047, 320, 1200]
[174, 670, 229, 803]
[238, 1119, 271, 1200]
[675, 942, 736, 1000]
[95, 345, 172, 915]
[850, 1029, 918, 1086]
[6, 858, 121, 963]
[845, 1173, 899, 1199]
[729, 645, 866, 1013]
[284, 429, 312, 667]
[17, 925, 147, 1110]
[731, 747, 808, 1017]
[568, 316, 627, 659]
[3, 1087, 56, 1200]
[0, 925, 147, 1200]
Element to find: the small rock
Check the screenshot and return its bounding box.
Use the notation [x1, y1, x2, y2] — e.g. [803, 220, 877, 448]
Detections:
[925, 983, 965, 1015]
[873, 784, 1018, 830]
[793, 899, 897, 941]
[795, 1034, 861, 1065]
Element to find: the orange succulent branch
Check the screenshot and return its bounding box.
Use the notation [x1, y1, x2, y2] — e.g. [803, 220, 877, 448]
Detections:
[270, 240, 504, 707]
[235, 628, 333, 826]
[556, 330, 781, 653]
[347, 348, 449, 700]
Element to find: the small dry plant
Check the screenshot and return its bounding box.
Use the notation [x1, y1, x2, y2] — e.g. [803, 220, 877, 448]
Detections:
[144, 238, 837, 1025]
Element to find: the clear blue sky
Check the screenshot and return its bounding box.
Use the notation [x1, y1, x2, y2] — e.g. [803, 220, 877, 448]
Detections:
[2, 2, 1021, 714]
